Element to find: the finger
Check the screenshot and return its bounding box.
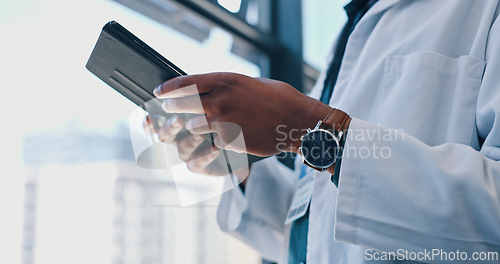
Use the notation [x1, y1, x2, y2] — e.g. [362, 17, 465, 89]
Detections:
[185, 115, 214, 134]
[212, 132, 246, 153]
[154, 73, 225, 98]
[162, 95, 205, 114]
[158, 115, 185, 144]
[142, 114, 168, 134]
[155, 83, 199, 99]
[213, 134, 226, 150]
[142, 115, 156, 135]
[178, 134, 206, 161]
[185, 148, 221, 174]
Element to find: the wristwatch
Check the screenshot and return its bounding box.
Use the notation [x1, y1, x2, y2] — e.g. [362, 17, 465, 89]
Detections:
[299, 108, 350, 172]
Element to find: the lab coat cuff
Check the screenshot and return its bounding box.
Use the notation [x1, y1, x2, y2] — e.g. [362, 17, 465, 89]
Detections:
[216, 176, 248, 232]
[216, 157, 280, 232]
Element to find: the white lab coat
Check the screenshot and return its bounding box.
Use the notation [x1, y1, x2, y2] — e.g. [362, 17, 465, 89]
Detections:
[217, 0, 500, 263]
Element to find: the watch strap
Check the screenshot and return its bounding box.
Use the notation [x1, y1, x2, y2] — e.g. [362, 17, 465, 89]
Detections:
[303, 160, 324, 172]
[321, 108, 350, 134]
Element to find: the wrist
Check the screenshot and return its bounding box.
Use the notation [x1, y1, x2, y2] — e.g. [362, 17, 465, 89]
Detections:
[289, 106, 351, 155]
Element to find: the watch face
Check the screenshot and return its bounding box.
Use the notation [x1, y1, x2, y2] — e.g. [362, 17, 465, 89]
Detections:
[301, 129, 339, 169]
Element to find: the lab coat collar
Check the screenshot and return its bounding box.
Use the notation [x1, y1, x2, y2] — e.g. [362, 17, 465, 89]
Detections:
[357, 0, 400, 26]
[344, 0, 376, 19]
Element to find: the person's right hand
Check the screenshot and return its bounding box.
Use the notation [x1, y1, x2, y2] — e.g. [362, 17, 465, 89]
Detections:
[143, 114, 248, 178]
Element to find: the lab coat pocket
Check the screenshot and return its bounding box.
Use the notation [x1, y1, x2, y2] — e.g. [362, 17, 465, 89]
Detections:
[381, 51, 485, 145]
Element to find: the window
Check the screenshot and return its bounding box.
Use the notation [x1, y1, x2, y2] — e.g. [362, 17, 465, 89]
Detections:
[4, 1, 263, 263]
[302, 0, 350, 70]
[2, 0, 348, 263]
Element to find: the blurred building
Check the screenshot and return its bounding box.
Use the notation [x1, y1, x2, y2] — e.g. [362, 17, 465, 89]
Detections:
[21, 120, 260, 264]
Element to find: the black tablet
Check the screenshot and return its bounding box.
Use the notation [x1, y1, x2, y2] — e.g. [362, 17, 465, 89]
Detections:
[86, 20, 185, 113]
[86, 21, 266, 171]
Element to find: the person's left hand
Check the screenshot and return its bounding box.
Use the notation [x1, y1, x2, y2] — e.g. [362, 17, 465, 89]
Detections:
[154, 72, 332, 157]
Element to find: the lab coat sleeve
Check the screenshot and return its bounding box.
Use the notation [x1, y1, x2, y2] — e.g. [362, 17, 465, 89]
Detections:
[217, 156, 296, 262]
[334, 16, 500, 263]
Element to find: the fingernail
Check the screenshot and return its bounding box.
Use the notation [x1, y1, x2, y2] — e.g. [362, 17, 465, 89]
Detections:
[154, 85, 162, 97]
[193, 134, 203, 141]
[170, 116, 181, 127]
[162, 100, 168, 112]
[185, 119, 193, 130]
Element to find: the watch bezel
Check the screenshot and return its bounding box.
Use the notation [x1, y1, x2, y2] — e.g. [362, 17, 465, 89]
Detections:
[300, 128, 340, 169]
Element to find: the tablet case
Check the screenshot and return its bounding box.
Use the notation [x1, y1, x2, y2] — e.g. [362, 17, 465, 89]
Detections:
[86, 21, 266, 170]
[86, 21, 185, 114]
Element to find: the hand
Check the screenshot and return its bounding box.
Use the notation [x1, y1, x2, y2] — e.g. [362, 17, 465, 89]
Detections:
[154, 72, 334, 156]
[142, 114, 228, 176]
